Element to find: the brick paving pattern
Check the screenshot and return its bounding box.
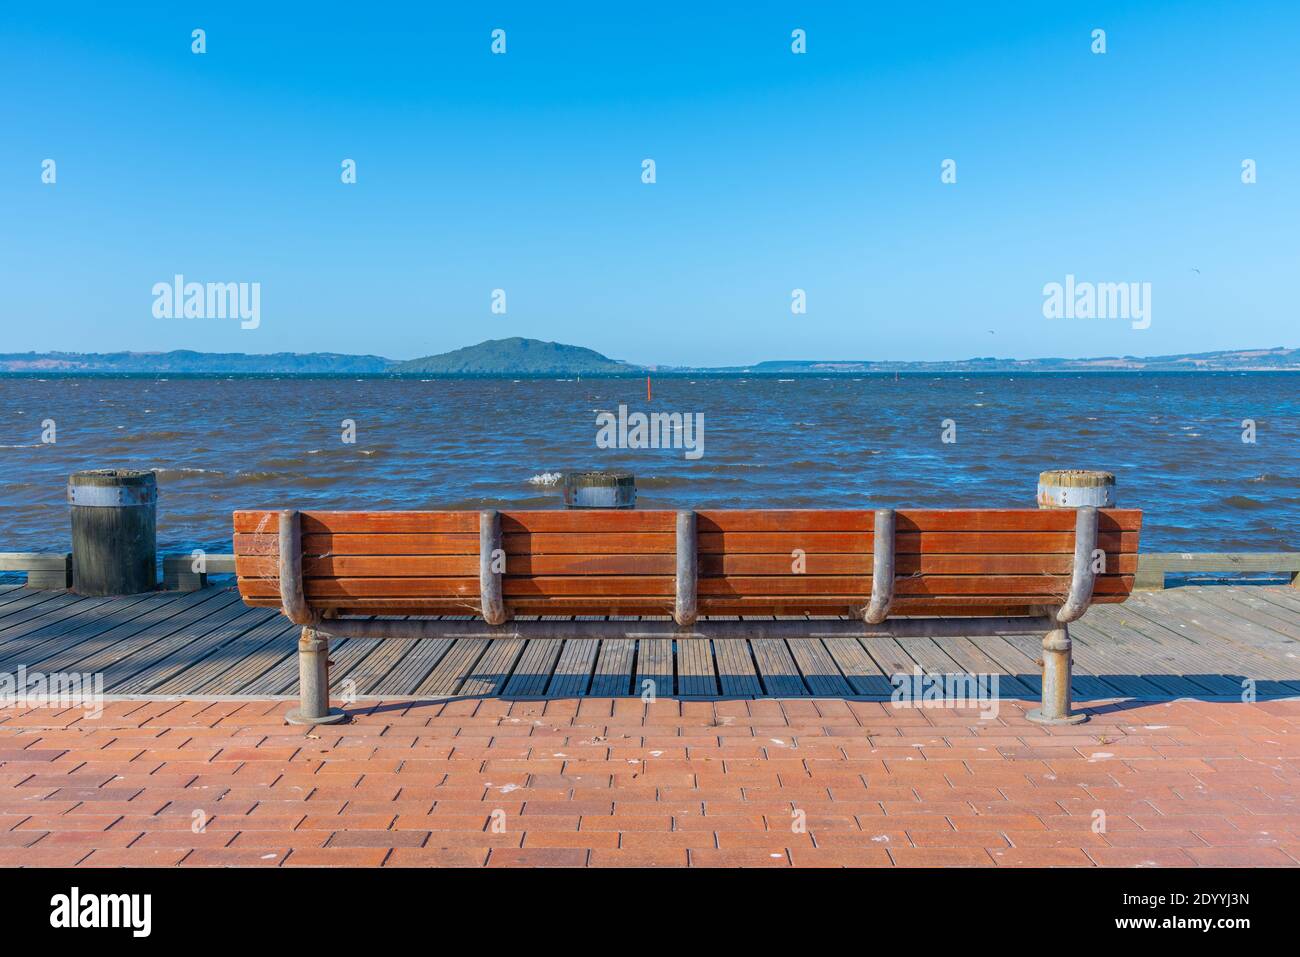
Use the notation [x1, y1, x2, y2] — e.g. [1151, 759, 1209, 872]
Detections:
[2, 697, 1298, 867]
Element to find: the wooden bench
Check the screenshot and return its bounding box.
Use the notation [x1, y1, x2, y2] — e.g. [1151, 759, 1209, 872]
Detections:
[234, 506, 1142, 725]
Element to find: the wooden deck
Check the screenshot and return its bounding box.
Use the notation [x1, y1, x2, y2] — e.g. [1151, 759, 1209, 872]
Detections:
[0, 582, 1297, 700]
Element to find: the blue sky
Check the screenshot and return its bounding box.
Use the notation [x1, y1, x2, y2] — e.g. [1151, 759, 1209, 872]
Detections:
[1, 1, 1296, 365]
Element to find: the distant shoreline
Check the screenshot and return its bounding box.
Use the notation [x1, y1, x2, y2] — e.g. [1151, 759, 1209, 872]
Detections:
[2, 339, 1296, 375]
[2, 369, 1298, 379]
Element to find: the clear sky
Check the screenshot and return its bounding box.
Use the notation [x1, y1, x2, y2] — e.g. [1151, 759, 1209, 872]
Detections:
[2, 1, 1296, 365]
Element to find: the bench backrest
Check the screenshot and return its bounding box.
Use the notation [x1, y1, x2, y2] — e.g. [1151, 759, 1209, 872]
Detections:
[233, 508, 1141, 619]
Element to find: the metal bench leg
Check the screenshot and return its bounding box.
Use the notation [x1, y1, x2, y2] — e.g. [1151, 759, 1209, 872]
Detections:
[1027, 622, 1087, 725]
[286, 628, 348, 725]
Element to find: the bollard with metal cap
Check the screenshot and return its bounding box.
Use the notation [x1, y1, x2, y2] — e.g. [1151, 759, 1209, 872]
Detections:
[1027, 469, 1112, 725]
[562, 470, 636, 509]
[69, 469, 158, 596]
[285, 627, 348, 726]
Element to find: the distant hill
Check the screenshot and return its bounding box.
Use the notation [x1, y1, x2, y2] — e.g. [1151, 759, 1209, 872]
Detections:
[0, 342, 1295, 375]
[730, 347, 1300, 373]
[0, 350, 395, 374]
[393, 338, 638, 374]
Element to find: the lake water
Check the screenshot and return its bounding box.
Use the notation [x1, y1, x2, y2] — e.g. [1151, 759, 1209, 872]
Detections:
[0, 372, 1296, 556]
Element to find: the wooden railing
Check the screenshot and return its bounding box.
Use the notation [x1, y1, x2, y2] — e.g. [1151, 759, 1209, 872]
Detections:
[162, 554, 237, 591]
[0, 553, 71, 589]
[0, 552, 235, 590]
[1135, 553, 1300, 590]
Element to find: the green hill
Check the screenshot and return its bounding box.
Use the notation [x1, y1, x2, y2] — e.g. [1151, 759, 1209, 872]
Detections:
[394, 338, 638, 374]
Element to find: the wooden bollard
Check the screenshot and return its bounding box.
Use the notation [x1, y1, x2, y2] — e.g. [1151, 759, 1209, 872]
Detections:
[68, 469, 157, 596]
[1037, 469, 1115, 509]
[562, 470, 636, 509]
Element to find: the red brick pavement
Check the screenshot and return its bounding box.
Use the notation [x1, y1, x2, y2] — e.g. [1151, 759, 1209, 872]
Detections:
[1, 697, 1298, 867]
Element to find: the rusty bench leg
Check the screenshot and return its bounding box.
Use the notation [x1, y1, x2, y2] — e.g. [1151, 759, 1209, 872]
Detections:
[285, 627, 348, 725]
[1027, 622, 1087, 725]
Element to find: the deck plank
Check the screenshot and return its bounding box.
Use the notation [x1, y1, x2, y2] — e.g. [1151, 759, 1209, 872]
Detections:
[152, 612, 294, 695]
[370, 637, 455, 696]
[635, 638, 674, 699]
[714, 640, 763, 696]
[0, 592, 167, 669]
[504, 638, 564, 696]
[11, 590, 230, 675]
[589, 639, 636, 697]
[820, 637, 893, 696]
[417, 638, 490, 696]
[750, 639, 807, 696]
[7, 584, 1298, 700]
[460, 638, 526, 697]
[676, 638, 718, 696]
[548, 639, 600, 696]
[785, 639, 852, 696]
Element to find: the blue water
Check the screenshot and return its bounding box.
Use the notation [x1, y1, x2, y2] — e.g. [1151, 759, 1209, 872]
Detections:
[0, 372, 1295, 556]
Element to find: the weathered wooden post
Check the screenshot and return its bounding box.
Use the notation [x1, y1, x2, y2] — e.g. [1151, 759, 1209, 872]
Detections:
[68, 469, 157, 596]
[1029, 470, 1112, 725]
[1036, 468, 1115, 509]
[562, 470, 636, 509]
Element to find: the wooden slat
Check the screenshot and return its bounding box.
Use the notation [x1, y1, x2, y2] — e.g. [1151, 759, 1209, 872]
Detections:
[243, 577, 479, 598]
[234, 533, 480, 556]
[334, 634, 415, 695]
[237, 573, 1135, 601]
[501, 512, 675, 532]
[676, 638, 718, 696]
[548, 639, 600, 696]
[817, 638, 890, 695]
[785, 639, 852, 696]
[417, 638, 490, 695]
[635, 638, 674, 697]
[696, 531, 1137, 554]
[936, 636, 1037, 699]
[35, 592, 243, 678]
[109, 605, 272, 694]
[95, 598, 255, 690]
[714, 640, 763, 695]
[1, 593, 176, 674]
[0, 593, 92, 644]
[237, 555, 479, 578]
[237, 594, 1130, 617]
[459, 638, 526, 696]
[234, 510, 479, 534]
[694, 509, 1141, 532]
[235, 551, 1140, 580]
[703, 553, 1136, 576]
[697, 576, 1134, 596]
[370, 638, 456, 695]
[589, 639, 637, 696]
[750, 639, 807, 696]
[503, 638, 564, 696]
[235, 507, 1142, 536]
[0, 594, 122, 650]
[151, 612, 294, 695]
[0, 591, 214, 673]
